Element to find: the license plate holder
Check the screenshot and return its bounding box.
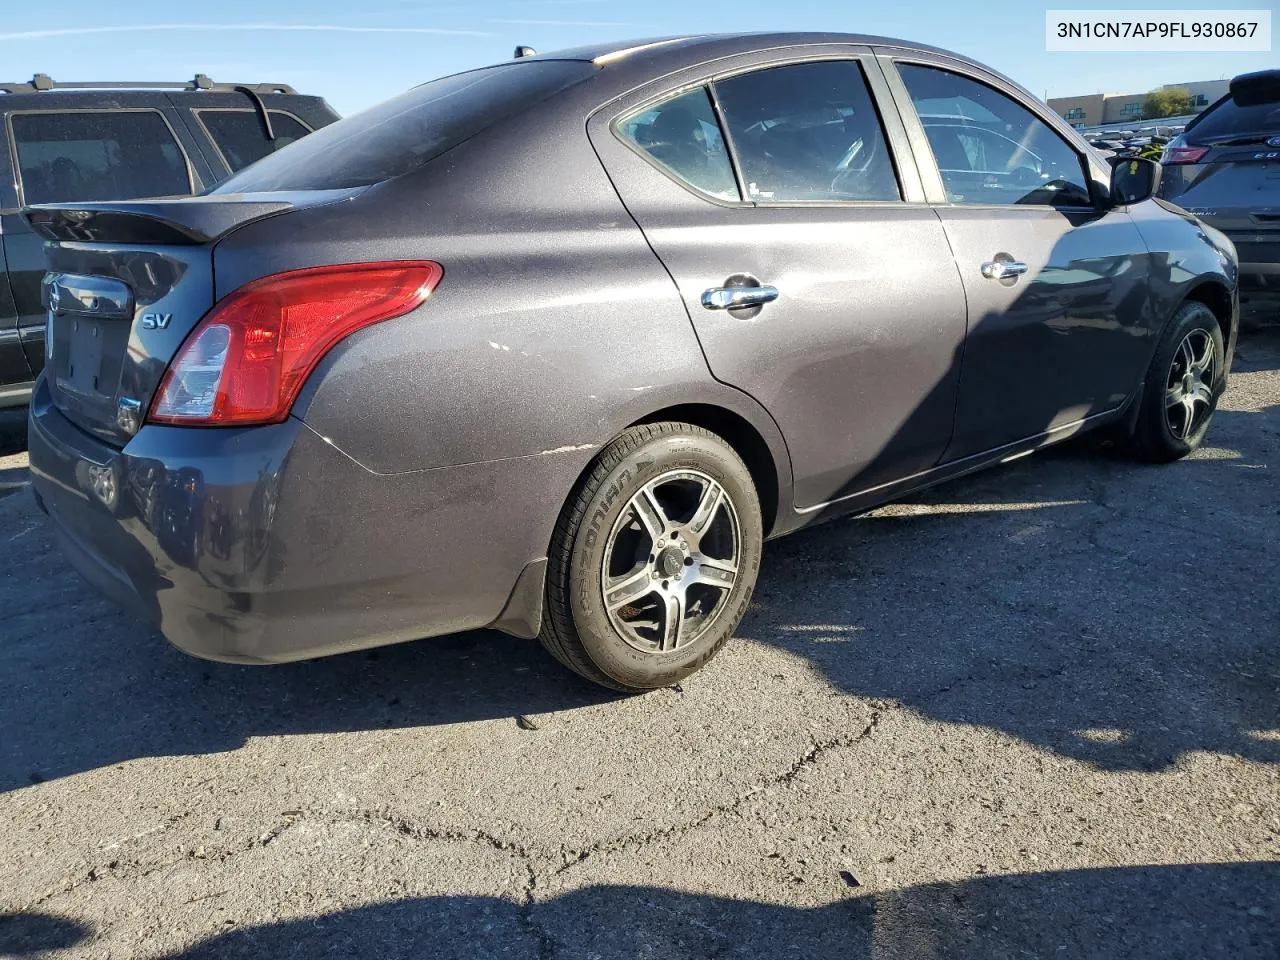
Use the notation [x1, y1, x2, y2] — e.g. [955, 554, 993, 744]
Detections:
[58, 318, 106, 396]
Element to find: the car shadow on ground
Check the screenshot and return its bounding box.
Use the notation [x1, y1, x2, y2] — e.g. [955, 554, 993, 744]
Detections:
[0, 409, 27, 456]
[2, 341, 1278, 790]
[3, 862, 1276, 958]
[743, 397, 1280, 774]
[0, 622, 621, 792]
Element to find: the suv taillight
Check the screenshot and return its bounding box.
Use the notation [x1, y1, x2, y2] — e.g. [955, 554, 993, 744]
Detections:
[1161, 145, 1208, 165]
[149, 261, 442, 426]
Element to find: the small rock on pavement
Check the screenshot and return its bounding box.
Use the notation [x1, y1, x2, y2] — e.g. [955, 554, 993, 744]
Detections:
[839, 868, 863, 888]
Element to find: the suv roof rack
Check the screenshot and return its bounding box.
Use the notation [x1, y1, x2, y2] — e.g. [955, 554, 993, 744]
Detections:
[0, 74, 297, 95]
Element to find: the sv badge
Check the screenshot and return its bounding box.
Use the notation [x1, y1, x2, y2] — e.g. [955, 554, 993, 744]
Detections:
[140, 312, 173, 330]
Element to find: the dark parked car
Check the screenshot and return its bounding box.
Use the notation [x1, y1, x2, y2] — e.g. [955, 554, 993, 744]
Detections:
[1160, 69, 1280, 319]
[25, 35, 1238, 691]
[0, 74, 338, 410]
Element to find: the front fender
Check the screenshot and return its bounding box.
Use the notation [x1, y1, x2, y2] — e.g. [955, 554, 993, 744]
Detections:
[1129, 198, 1238, 363]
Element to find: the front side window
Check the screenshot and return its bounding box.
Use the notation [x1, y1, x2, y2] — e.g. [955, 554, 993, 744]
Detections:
[898, 64, 1093, 208]
[618, 87, 739, 201]
[713, 60, 901, 202]
[199, 110, 313, 172]
[12, 111, 191, 205]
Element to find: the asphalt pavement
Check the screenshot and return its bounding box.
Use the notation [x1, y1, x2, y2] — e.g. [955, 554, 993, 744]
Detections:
[1, 334, 1277, 959]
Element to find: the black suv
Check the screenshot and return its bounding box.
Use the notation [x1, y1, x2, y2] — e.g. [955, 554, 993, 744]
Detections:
[0, 74, 337, 410]
[1159, 69, 1280, 322]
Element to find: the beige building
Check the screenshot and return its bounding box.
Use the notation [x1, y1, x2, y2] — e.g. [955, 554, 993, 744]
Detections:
[1048, 93, 1107, 127]
[1048, 79, 1230, 128]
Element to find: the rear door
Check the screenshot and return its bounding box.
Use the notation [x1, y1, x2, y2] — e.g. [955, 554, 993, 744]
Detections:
[2, 96, 206, 379]
[590, 46, 968, 511]
[881, 54, 1153, 460]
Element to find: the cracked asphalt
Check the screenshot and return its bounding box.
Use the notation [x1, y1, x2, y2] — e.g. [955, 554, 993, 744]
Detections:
[2, 334, 1278, 960]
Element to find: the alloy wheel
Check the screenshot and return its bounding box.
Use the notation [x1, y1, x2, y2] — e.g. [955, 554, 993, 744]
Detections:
[1164, 329, 1216, 441]
[600, 469, 742, 653]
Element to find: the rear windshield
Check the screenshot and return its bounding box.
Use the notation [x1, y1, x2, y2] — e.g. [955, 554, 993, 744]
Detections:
[214, 60, 595, 193]
[1188, 97, 1280, 141]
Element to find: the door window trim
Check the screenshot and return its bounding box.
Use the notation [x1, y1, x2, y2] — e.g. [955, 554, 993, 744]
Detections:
[5, 107, 197, 208]
[879, 54, 1105, 211]
[191, 107, 315, 175]
[612, 82, 748, 207]
[705, 82, 751, 204]
[613, 83, 747, 206]
[605, 51, 927, 208]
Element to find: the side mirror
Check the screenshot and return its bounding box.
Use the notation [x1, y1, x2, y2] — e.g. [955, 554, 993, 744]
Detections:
[1110, 157, 1161, 205]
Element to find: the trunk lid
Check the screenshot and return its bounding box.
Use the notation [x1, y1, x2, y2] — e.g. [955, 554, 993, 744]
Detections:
[1158, 160, 1279, 293]
[26, 190, 356, 446]
[1159, 148, 1280, 229]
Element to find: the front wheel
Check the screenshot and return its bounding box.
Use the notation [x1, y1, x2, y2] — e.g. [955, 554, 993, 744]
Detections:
[1123, 301, 1225, 463]
[539, 422, 763, 692]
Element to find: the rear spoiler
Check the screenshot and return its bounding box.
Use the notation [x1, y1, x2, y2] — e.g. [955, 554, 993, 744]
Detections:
[1230, 69, 1280, 108]
[23, 187, 362, 244]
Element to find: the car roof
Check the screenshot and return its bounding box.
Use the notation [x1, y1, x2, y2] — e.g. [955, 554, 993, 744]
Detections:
[512, 32, 1039, 113]
[532, 32, 968, 62]
[0, 75, 325, 106]
[526, 32, 998, 77]
[0, 89, 326, 105]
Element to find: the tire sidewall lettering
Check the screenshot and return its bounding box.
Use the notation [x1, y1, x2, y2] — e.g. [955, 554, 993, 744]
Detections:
[569, 434, 763, 686]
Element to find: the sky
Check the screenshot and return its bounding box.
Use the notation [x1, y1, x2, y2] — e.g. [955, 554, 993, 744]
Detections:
[0, 0, 1273, 116]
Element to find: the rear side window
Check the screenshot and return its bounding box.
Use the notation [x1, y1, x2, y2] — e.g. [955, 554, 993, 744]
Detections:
[198, 110, 312, 172]
[11, 111, 191, 205]
[1188, 98, 1280, 140]
[215, 60, 596, 193]
[714, 60, 901, 202]
[898, 64, 1093, 208]
[618, 87, 739, 201]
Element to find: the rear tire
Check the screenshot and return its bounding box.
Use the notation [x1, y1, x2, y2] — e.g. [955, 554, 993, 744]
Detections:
[1122, 301, 1224, 463]
[539, 422, 762, 692]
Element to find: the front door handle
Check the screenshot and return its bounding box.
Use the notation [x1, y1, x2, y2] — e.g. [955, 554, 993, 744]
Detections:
[701, 283, 779, 310]
[981, 259, 1029, 280]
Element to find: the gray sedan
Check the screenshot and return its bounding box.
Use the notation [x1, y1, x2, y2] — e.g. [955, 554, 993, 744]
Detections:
[25, 33, 1238, 691]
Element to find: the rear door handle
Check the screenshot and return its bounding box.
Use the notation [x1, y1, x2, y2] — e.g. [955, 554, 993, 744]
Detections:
[701, 284, 779, 310]
[980, 259, 1029, 280]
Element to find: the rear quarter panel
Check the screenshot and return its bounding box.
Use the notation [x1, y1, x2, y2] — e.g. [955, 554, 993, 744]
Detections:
[211, 101, 793, 507]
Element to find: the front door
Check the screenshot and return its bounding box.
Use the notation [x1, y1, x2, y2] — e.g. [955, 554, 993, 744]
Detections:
[887, 59, 1155, 460]
[591, 51, 969, 510]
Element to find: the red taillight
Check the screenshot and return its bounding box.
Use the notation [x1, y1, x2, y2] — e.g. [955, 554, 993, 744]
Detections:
[1161, 145, 1208, 165]
[148, 261, 442, 426]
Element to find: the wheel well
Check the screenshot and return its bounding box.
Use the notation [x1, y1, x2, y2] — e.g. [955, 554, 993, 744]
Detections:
[1183, 281, 1234, 349]
[632, 404, 781, 536]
